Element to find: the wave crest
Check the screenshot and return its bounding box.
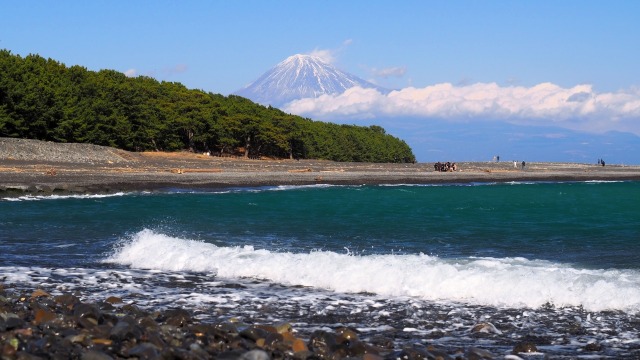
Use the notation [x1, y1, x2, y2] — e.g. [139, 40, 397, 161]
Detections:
[105, 229, 640, 312]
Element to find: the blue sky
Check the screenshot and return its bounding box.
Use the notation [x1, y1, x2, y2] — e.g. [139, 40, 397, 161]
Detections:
[2, 1, 640, 163]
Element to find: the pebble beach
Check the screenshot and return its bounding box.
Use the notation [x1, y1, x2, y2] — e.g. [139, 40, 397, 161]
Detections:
[1, 137, 639, 197]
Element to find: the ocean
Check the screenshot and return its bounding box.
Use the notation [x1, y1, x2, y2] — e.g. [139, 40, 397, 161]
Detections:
[2, 181, 640, 358]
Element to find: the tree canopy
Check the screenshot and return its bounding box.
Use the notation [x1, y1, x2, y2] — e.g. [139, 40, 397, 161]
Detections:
[0, 50, 415, 163]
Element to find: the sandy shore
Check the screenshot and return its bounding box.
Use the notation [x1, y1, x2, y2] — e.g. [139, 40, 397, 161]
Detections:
[1, 138, 639, 196]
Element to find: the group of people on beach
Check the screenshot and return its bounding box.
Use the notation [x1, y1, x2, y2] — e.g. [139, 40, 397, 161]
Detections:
[434, 161, 457, 172]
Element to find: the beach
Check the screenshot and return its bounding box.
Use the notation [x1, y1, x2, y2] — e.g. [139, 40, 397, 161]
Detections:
[2, 137, 639, 196]
[3, 138, 640, 359]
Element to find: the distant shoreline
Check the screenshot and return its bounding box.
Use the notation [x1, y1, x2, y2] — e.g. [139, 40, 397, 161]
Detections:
[2, 138, 640, 196]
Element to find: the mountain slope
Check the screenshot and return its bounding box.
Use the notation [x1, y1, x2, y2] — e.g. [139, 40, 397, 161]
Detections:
[235, 54, 387, 107]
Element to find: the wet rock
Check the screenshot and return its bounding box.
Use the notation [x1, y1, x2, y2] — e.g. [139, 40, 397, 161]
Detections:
[254, 324, 278, 333]
[104, 296, 122, 304]
[263, 332, 285, 351]
[368, 335, 395, 350]
[365, 355, 386, 360]
[81, 350, 114, 360]
[585, 342, 602, 351]
[465, 347, 495, 359]
[30, 289, 50, 299]
[292, 338, 308, 353]
[54, 293, 80, 309]
[125, 342, 161, 359]
[97, 302, 115, 311]
[217, 350, 249, 360]
[32, 309, 57, 325]
[227, 336, 255, 352]
[120, 303, 146, 317]
[5, 315, 26, 330]
[138, 315, 160, 330]
[241, 326, 271, 341]
[164, 308, 191, 327]
[336, 326, 359, 342]
[215, 321, 240, 335]
[73, 303, 101, 321]
[512, 341, 537, 354]
[93, 324, 114, 339]
[567, 322, 587, 335]
[425, 345, 453, 360]
[308, 330, 340, 358]
[275, 322, 293, 334]
[393, 346, 453, 360]
[110, 316, 143, 341]
[76, 316, 98, 329]
[2, 338, 19, 358]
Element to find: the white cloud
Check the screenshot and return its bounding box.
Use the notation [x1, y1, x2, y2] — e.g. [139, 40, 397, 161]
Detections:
[307, 39, 353, 65]
[283, 82, 640, 135]
[123, 64, 187, 78]
[308, 48, 337, 64]
[372, 66, 407, 79]
[159, 64, 188, 76]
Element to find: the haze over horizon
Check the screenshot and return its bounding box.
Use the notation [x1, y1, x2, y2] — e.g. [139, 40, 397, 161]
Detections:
[2, 1, 640, 164]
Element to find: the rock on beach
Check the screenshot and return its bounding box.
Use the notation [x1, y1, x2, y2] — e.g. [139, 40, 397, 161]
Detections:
[0, 284, 503, 359]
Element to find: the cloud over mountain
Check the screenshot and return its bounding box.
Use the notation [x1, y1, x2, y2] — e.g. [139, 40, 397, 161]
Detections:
[284, 82, 640, 135]
[232, 52, 640, 163]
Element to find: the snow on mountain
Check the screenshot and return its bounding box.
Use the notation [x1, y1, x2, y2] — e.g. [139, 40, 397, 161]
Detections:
[234, 54, 387, 107]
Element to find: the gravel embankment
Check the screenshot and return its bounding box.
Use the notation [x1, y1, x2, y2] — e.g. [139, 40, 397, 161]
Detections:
[0, 138, 133, 164]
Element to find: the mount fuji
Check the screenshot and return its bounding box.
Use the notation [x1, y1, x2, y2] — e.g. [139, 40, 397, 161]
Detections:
[234, 54, 387, 107]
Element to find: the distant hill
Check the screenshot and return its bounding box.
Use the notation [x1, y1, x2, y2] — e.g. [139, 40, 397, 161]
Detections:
[0, 50, 415, 163]
[235, 54, 387, 107]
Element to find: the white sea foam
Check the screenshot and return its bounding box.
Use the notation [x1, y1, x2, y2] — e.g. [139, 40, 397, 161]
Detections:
[168, 184, 339, 195]
[2, 192, 127, 201]
[584, 180, 626, 184]
[105, 229, 640, 313]
[270, 184, 337, 191]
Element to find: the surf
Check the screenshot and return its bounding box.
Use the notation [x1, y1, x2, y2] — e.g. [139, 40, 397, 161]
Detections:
[105, 229, 640, 313]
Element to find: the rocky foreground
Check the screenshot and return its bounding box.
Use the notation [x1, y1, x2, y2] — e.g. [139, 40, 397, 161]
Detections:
[1, 138, 639, 197]
[0, 283, 544, 360]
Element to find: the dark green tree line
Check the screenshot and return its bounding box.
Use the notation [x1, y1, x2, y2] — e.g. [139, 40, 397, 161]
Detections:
[0, 50, 415, 163]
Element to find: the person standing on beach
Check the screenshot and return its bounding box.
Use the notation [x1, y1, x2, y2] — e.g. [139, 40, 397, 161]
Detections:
[521, 161, 526, 169]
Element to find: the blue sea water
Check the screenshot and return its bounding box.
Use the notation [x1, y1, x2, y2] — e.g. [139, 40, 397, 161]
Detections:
[2, 181, 640, 357]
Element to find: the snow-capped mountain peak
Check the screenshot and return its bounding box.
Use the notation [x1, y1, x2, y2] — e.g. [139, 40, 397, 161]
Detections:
[234, 54, 386, 107]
